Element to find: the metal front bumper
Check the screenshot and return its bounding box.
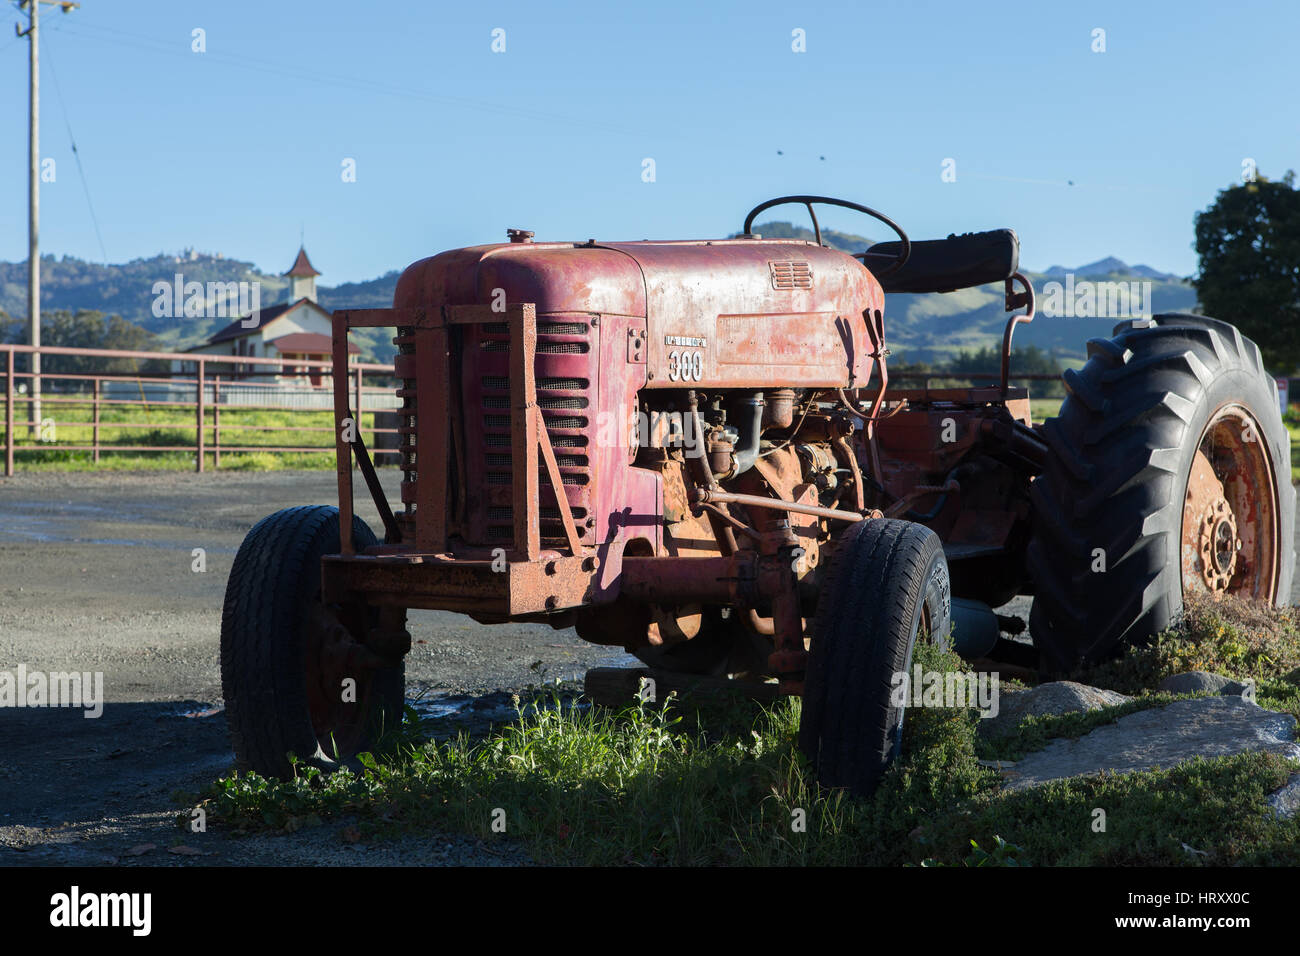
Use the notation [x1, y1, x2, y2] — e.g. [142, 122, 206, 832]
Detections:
[321, 552, 600, 617]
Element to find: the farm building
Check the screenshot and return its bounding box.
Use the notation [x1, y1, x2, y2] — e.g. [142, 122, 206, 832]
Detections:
[178, 246, 358, 384]
[142, 246, 392, 409]
[179, 244, 361, 382]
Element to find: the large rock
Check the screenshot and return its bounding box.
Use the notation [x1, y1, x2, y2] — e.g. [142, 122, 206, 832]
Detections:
[1157, 671, 1252, 697]
[979, 681, 1131, 739]
[1001, 697, 1300, 792]
[1268, 774, 1300, 820]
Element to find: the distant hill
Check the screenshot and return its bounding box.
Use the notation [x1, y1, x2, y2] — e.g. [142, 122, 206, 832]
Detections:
[1042, 257, 1182, 281]
[0, 231, 1198, 368]
[0, 252, 402, 363]
[741, 220, 873, 254]
[882, 272, 1197, 366]
[734, 222, 1197, 365]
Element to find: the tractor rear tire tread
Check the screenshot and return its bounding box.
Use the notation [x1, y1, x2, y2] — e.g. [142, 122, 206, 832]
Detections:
[1029, 315, 1295, 671]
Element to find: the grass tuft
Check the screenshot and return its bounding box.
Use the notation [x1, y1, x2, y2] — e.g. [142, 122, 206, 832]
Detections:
[1072, 593, 1300, 719]
[200, 639, 1300, 865]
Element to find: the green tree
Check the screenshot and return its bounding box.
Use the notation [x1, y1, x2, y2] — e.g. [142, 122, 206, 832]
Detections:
[943, 345, 1002, 378]
[0, 310, 20, 345]
[934, 344, 1064, 396]
[1194, 171, 1300, 371]
[40, 309, 165, 378]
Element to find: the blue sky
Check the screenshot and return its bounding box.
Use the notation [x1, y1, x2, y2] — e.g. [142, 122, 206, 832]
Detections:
[0, 0, 1293, 284]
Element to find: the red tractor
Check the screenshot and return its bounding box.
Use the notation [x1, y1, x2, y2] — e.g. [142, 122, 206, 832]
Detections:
[220, 196, 1295, 796]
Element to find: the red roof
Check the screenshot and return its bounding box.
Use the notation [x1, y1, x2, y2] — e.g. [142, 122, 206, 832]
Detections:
[205, 297, 337, 346]
[285, 247, 320, 278]
[207, 302, 294, 344]
[270, 332, 358, 355]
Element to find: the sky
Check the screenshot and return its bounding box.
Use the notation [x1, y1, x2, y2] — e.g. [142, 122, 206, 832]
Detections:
[0, 0, 1294, 285]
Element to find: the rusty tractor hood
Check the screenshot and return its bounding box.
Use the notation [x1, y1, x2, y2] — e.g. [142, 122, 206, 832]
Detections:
[394, 237, 883, 323]
[393, 237, 885, 387]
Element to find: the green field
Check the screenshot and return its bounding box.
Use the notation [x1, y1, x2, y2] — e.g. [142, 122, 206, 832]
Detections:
[1029, 397, 1062, 422]
[1, 395, 1060, 474]
[1287, 413, 1300, 483]
[0, 399, 380, 471]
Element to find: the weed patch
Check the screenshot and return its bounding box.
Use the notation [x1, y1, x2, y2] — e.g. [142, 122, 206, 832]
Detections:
[199, 641, 1300, 865]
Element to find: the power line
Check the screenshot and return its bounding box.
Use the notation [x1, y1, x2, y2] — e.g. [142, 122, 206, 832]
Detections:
[41, 26, 107, 261]
[48, 20, 638, 136]
[0, 1, 64, 55]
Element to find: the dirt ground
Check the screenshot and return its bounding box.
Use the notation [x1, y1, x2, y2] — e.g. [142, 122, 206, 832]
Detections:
[0, 470, 634, 866]
[2, 469, 1297, 867]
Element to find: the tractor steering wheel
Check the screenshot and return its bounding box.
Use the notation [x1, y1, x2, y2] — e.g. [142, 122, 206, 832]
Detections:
[741, 195, 911, 277]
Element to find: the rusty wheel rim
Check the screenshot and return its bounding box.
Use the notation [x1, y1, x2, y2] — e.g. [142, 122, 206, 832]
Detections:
[303, 601, 383, 760]
[1180, 403, 1280, 603]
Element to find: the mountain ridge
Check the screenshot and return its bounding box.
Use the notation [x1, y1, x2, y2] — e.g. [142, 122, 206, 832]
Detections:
[0, 226, 1196, 366]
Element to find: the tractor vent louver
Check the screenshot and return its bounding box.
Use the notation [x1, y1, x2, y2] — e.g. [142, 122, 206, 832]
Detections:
[770, 259, 813, 290]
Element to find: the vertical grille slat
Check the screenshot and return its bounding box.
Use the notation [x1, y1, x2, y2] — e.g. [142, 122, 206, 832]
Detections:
[472, 317, 596, 548]
[395, 326, 419, 501]
[393, 314, 599, 547]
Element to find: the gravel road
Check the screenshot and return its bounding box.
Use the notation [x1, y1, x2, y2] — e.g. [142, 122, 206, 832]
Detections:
[0, 469, 634, 866]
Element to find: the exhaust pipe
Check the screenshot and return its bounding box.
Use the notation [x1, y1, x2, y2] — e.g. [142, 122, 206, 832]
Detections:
[730, 393, 765, 477]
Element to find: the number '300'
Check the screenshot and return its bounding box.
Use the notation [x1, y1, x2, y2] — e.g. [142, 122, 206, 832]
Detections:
[667, 349, 704, 382]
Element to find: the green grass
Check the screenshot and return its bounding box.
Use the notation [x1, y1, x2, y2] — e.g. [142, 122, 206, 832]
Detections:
[1286, 410, 1300, 482]
[1072, 594, 1300, 718]
[0, 400, 376, 471]
[976, 593, 1300, 761]
[197, 640, 1300, 866]
[1029, 397, 1062, 423]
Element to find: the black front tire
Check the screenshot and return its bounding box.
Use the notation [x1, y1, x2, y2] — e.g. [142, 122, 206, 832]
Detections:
[220, 505, 405, 779]
[798, 519, 952, 797]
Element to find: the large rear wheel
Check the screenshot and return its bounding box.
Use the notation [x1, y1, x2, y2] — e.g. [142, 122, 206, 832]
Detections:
[1028, 314, 1295, 671]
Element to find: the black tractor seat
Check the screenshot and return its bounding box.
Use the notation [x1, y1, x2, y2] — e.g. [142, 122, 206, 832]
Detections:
[865, 228, 1019, 294]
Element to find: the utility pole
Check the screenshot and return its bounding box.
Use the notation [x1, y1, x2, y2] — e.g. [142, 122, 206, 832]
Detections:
[15, 1, 78, 437]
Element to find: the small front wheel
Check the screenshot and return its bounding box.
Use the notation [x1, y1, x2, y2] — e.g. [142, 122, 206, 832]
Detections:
[798, 519, 951, 797]
[220, 505, 405, 779]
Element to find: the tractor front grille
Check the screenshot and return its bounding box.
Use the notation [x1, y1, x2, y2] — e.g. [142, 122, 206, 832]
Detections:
[468, 316, 597, 548]
[394, 325, 419, 541]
